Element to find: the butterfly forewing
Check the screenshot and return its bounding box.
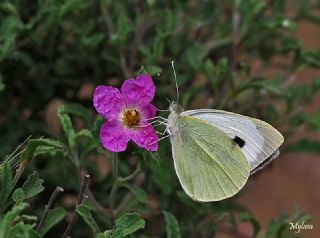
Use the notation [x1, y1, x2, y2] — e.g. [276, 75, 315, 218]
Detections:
[181, 109, 284, 172]
[171, 116, 250, 202]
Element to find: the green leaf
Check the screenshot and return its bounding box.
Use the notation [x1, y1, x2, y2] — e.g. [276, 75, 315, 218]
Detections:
[12, 188, 25, 204]
[121, 183, 148, 204]
[39, 207, 67, 237]
[0, 202, 28, 238]
[237, 78, 285, 95]
[112, 212, 145, 238]
[291, 112, 320, 130]
[163, 211, 181, 238]
[311, 78, 320, 96]
[20, 138, 68, 162]
[58, 103, 92, 126]
[285, 139, 320, 155]
[95, 231, 112, 238]
[144, 65, 162, 75]
[75, 129, 93, 142]
[82, 33, 105, 48]
[0, 161, 13, 208]
[76, 204, 99, 234]
[0, 72, 5, 92]
[21, 171, 44, 199]
[58, 107, 75, 148]
[7, 222, 39, 238]
[186, 44, 210, 71]
[239, 212, 260, 237]
[300, 50, 320, 68]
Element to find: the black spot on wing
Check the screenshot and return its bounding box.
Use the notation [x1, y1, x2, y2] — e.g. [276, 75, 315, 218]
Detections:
[233, 136, 245, 148]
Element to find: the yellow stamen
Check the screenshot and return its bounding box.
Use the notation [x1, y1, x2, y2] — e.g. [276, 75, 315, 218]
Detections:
[121, 109, 141, 128]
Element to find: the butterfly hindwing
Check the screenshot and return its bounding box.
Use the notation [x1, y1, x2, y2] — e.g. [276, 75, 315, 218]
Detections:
[170, 116, 250, 202]
[181, 109, 284, 172]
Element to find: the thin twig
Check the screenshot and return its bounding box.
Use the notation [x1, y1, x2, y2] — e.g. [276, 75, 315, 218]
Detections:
[62, 174, 90, 238]
[36, 186, 64, 231]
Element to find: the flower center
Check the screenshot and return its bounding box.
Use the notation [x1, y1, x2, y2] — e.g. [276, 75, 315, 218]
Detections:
[121, 109, 141, 127]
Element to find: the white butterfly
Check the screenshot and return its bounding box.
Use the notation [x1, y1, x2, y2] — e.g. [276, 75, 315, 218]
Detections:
[155, 62, 284, 202]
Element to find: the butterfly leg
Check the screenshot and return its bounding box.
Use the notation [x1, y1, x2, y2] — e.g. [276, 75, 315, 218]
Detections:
[148, 133, 172, 147]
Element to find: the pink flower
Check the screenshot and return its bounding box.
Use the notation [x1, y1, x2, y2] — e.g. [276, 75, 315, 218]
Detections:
[93, 74, 158, 152]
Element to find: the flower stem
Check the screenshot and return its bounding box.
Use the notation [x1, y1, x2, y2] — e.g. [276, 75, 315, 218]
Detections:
[111, 153, 119, 179]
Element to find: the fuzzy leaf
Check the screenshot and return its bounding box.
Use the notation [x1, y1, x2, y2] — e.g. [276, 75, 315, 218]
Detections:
[112, 212, 145, 238]
[20, 138, 67, 162]
[7, 222, 39, 238]
[163, 211, 181, 238]
[58, 108, 75, 147]
[12, 188, 25, 204]
[95, 231, 112, 238]
[59, 103, 92, 126]
[122, 183, 148, 204]
[76, 204, 99, 234]
[21, 171, 44, 199]
[75, 129, 93, 142]
[0, 161, 13, 208]
[0, 202, 28, 237]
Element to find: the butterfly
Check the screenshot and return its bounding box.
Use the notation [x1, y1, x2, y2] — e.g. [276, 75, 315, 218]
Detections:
[159, 62, 284, 202]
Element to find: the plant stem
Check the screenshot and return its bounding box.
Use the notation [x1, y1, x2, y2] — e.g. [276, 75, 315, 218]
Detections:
[36, 186, 64, 231]
[12, 160, 29, 189]
[119, 164, 140, 183]
[85, 187, 112, 217]
[111, 153, 118, 179]
[109, 181, 120, 218]
[109, 153, 120, 218]
[62, 174, 90, 238]
[114, 173, 145, 217]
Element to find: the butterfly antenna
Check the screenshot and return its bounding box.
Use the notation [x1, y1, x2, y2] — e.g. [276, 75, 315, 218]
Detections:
[171, 60, 179, 103]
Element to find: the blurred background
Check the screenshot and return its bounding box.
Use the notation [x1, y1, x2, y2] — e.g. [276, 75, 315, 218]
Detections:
[0, 0, 319, 237]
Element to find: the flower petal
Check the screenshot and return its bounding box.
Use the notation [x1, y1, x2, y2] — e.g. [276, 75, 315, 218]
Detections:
[132, 125, 158, 151]
[100, 121, 131, 152]
[93, 86, 124, 120]
[140, 104, 157, 123]
[121, 74, 156, 107]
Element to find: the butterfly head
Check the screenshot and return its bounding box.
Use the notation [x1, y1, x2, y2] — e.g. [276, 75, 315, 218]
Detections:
[169, 101, 183, 114]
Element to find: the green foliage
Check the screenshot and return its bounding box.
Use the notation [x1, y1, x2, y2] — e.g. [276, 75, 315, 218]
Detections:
[76, 204, 99, 234]
[262, 208, 312, 238]
[111, 212, 145, 238]
[121, 183, 148, 204]
[0, 202, 29, 238]
[21, 172, 44, 199]
[38, 208, 67, 237]
[0, 161, 13, 208]
[285, 139, 320, 155]
[163, 211, 181, 238]
[0, 0, 319, 237]
[240, 212, 260, 237]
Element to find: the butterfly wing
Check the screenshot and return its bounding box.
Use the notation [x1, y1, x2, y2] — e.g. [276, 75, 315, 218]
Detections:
[181, 109, 284, 173]
[170, 116, 250, 202]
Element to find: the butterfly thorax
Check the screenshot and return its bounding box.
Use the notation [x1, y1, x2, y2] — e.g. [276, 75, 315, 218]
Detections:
[166, 102, 184, 135]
